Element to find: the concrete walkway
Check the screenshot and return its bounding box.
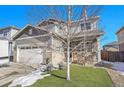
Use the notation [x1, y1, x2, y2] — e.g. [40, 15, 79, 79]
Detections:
[0, 62, 33, 86]
[106, 68, 124, 87]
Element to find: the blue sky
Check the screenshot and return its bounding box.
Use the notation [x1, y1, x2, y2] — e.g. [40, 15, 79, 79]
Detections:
[0, 5, 124, 47]
[100, 5, 124, 47]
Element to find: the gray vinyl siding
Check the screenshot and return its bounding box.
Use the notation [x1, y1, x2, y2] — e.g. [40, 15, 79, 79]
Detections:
[18, 28, 48, 39]
[16, 36, 51, 46]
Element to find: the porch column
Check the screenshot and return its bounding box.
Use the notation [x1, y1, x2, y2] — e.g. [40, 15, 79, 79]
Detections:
[43, 48, 46, 64]
[17, 46, 20, 63]
[8, 41, 12, 63]
[97, 37, 101, 62]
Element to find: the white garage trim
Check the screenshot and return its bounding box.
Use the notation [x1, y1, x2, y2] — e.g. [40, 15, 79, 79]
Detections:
[16, 46, 45, 65]
[17, 43, 48, 49]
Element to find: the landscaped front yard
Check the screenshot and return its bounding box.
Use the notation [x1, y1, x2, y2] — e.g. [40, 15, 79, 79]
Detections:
[31, 65, 113, 87]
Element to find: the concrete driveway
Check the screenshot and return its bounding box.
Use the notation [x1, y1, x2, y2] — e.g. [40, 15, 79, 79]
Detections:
[0, 62, 33, 86]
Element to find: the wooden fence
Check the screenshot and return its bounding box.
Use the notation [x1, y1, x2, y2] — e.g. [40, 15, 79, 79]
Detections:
[101, 50, 124, 62]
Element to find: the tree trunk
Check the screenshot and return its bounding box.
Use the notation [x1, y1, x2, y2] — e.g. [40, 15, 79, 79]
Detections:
[67, 39, 70, 80]
[66, 5, 71, 81]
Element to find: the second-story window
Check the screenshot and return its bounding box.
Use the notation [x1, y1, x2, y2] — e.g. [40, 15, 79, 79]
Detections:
[81, 23, 91, 30]
[86, 23, 91, 30]
[81, 24, 85, 30]
[4, 32, 7, 36]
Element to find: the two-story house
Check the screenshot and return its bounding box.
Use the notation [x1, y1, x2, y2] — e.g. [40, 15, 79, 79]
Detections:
[0, 26, 19, 64]
[116, 26, 124, 51]
[13, 15, 104, 68]
[0, 26, 19, 40]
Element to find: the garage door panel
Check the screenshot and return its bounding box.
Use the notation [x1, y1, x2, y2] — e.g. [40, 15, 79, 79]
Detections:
[18, 48, 43, 64]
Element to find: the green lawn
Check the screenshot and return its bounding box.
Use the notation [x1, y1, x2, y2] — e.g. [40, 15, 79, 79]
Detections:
[31, 64, 113, 87]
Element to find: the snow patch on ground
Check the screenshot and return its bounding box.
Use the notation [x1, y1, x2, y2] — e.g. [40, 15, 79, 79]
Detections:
[112, 62, 124, 72]
[101, 61, 124, 75]
[9, 70, 50, 87]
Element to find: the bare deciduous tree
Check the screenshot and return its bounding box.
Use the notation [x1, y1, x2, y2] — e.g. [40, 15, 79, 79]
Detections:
[26, 5, 103, 80]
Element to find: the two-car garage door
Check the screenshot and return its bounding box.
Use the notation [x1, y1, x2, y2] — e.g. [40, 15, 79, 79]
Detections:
[17, 47, 44, 65]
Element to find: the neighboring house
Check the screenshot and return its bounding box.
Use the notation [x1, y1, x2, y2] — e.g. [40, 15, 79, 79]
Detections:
[0, 37, 9, 66]
[13, 25, 65, 68]
[0, 26, 19, 40]
[116, 26, 124, 51]
[103, 41, 119, 51]
[0, 26, 20, 62]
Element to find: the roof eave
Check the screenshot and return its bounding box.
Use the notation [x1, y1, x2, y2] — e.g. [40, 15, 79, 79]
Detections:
[0, 26, 20, 31]
[116, 26, 124, 35]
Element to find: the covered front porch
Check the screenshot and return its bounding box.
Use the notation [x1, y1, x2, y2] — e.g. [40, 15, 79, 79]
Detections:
[70, 31, 103, 65]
